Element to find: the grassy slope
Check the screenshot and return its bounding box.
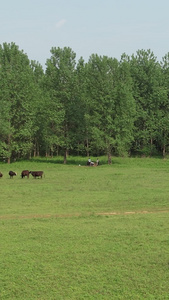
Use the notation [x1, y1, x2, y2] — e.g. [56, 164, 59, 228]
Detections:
[0, 157, 169, 299]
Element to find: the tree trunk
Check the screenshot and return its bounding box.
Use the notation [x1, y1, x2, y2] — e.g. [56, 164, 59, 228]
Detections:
[77, 142, 79, 156]
[150, 137, 153, 156]
[64, 149, 68, 164]
[107, 143, 112, 164]
[50, 146, 53, 158]
[163, 144, 166, 157]
[108, 152, 112, 164]
[56, 145, 59, 156]
[37, 143, 39, 156]
[86, 138, 89, 157]
[34, 139, 39, 157]
[7, 133, 11, 164]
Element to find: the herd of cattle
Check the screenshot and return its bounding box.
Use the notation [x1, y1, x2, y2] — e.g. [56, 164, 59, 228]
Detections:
[0, 170, 44, 179]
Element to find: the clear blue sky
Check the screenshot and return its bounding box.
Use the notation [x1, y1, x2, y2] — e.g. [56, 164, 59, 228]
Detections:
[1, 0, 169, 68]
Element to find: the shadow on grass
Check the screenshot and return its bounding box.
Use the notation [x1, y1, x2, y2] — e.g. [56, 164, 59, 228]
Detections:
[1, 156, 121, 166]
[28, 156, 119, 166]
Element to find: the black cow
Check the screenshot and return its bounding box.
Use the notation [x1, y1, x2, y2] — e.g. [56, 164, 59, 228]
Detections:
[21, 170, 30, 178]
[9, 171, 17, 178]
[0, 172, 3, 178]
[30, 171, 43, 179]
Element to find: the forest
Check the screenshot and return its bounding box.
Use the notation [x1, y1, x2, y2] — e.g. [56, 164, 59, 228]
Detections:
[1, 42, 169, 164]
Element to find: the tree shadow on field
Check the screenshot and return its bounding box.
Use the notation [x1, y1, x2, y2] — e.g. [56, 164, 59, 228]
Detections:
[28, 157, 120, 166]
[29, 157, 90, 165]
[29, 157, 64, 164]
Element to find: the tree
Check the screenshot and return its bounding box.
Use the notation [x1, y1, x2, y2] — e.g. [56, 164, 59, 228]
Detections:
[45, 47, 79, 163]
[29, 60, 61, 158]
[158, 53, 169, 156]
[113, 54, 136, 156]
[0, 43, 37, 163]
[130, 49, 163, 156]
[85, 54, 135, 163]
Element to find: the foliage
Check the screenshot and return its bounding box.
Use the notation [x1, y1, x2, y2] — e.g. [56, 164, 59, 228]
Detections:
[1, 43, 169, 161]
[0, 43, 39, 162]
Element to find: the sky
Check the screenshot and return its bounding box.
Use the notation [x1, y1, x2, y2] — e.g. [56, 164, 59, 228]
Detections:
[1, 0, 169, 69]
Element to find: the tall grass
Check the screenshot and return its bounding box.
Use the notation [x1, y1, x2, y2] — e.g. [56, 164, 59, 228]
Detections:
[1, 156, 169, 299]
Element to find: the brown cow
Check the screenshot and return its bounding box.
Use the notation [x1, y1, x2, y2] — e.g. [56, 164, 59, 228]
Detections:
[21, 170, 31, 178]
[30, 171, 43, 179]
[0, 172, 3, 178]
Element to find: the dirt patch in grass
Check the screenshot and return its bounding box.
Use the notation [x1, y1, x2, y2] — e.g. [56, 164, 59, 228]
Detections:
[0, 209, 169, 220]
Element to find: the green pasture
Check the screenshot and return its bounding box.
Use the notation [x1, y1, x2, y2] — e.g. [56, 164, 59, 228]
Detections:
[1, 157, 169, 299]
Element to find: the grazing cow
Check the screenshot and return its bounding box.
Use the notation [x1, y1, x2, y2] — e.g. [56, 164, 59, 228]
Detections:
[21, 170, 30, 178]
[9, 171, 17, 178]
[30, 171, 43, 179]
[0, 172, 3, 178]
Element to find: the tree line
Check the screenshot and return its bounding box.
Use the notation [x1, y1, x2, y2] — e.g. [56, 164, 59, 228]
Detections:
[1, 42, 169, 164]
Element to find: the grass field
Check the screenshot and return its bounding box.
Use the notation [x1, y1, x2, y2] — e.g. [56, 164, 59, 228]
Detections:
[1, 156, 169, 299]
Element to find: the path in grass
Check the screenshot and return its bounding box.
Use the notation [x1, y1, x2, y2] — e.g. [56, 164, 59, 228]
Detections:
[1, 209, 169, 220]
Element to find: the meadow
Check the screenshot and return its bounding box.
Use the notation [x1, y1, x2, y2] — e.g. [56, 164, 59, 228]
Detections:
[0, 156, 169, 299]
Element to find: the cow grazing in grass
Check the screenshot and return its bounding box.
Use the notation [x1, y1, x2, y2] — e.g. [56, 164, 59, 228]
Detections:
[0, 172, 3, 178]
[30, 171, 43, 179]
[9, 171, 17, 178]
[21, 170, 31, 178]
